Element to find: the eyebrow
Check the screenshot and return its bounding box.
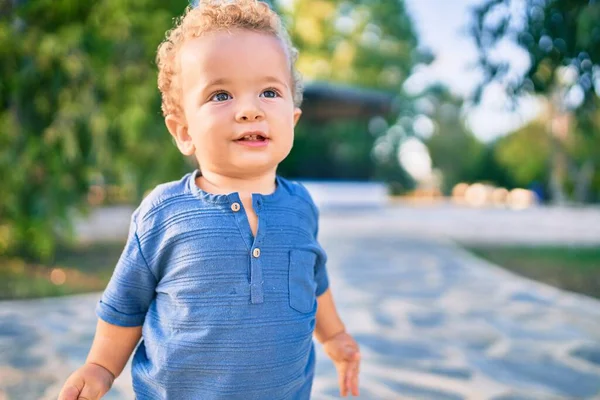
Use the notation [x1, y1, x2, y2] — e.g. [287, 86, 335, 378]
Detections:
[201, 76, 289, 92]
[202, 78, 232, 92]
[260, 76, 289, 88]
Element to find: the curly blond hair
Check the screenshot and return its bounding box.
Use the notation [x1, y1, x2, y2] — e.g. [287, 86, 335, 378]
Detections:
[156, 0, 303, 118]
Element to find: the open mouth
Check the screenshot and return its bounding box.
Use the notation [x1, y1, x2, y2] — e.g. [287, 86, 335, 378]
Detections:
[236, 134, 267, 142]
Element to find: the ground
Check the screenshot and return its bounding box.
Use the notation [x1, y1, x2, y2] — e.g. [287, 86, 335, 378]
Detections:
[1, 207, 600, 399]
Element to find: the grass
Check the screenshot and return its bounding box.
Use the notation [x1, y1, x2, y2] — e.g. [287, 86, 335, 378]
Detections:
[467, 245, 600, 300]
[0, 242, 124, 300]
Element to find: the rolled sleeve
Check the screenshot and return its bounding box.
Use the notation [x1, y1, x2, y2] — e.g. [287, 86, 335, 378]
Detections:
[312, 213, 329, 297]
[96, 213, 157, 327]
[297, 182, 330, 297]
[96, 300, 148, 327]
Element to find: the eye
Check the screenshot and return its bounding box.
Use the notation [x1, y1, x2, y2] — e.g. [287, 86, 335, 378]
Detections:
[260, 89, 280, 98]
[211, 92, 231, 102]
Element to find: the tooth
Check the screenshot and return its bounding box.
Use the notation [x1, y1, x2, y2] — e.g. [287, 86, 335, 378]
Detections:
[240, 134, 264, 141]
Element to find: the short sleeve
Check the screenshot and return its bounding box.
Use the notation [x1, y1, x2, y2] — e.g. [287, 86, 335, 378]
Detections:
[314, 243, 329, 297]
[96, 212, 158, 327]
[300, 184, 329, 297]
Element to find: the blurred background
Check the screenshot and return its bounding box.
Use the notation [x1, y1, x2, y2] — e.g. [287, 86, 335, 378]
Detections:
[1, 0, 600, 399]
[2, 0, 599, 297]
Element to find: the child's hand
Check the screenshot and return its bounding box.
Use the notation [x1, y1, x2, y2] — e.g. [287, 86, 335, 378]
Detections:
[58, 363, 114, 400]
[322, 331, 361, 397]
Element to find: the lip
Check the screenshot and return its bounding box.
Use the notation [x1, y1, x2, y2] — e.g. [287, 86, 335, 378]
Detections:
[235, 139, 269, 148]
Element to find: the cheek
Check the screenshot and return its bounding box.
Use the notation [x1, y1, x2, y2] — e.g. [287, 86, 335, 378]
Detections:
[277, 125, 295, 153]
[189, 109, 227, 142]
[271, 104, 296, 128]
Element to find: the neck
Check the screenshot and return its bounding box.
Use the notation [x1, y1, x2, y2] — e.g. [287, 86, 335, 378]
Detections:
[197, 169, 278, 196]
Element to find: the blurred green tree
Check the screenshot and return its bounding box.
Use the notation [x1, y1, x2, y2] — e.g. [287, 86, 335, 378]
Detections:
[283, 0, 418, 89]
[0, 0, 190, 259]
[421, 85, 487, 194]
[470, 0, 600, 203]
[493, 121, 551, 189]
[1, 0, 422, 259]
[566, 96, 600, 202]
[277, 0, 422, 187]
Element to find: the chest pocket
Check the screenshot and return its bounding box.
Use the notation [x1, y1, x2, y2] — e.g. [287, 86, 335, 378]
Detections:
[288, 249, 318, 313]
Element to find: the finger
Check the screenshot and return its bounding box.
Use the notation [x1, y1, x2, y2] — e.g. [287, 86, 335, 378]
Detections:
[337, 363, 349, 397]
[351, 372, 360, 397]
[350, 361, 360, 396]
[345, 359, 359, 396]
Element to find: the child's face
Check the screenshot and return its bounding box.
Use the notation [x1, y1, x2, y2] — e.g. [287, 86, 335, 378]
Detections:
[168, 29, 302, 178]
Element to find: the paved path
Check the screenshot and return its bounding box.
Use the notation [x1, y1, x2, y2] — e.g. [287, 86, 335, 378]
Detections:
[2, 212, 600, 399]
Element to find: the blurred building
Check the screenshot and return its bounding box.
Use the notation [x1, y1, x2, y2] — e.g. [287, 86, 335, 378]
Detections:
[302, 82, 395, 121]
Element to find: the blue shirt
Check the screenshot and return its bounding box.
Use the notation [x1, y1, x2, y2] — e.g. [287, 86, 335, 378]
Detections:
[96, 170, 329, 400]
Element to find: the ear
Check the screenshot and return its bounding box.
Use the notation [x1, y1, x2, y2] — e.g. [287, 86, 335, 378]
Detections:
[293, 107, 302, 127]
[165, 114, 195, 156]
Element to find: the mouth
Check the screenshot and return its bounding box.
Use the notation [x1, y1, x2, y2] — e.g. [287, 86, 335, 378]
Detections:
[234, 131, 270, 148]
[235, 132, 269, 142]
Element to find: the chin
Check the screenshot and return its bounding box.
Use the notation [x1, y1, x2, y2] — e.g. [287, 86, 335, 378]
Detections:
[239, 151, 289, 170]
[245, 162, 278, 175]
[235, 158, 280, 176]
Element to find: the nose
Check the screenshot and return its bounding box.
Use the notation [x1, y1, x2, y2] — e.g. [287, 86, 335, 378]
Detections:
[235, 97, 265, 122]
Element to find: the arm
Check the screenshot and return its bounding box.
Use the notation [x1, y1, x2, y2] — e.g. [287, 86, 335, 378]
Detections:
[60, 210, 155, 400]
[314, 288, 345, 343]
[299, 184, 360, 396]
[58, 320, 141, 400]
[87, 209, 155, 377]
[315, 288, 361, 397]
[87, 319, 142, 378]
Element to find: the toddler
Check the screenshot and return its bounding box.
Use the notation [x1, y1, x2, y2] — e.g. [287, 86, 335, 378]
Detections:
[59, 1, 360, 399]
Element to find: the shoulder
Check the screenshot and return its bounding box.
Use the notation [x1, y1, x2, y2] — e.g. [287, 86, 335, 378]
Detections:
[132, 172, 199, 229]
[277, 176, 319, 218]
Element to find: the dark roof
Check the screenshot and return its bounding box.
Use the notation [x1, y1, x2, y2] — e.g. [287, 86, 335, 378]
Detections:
[301, 82, 395, 121]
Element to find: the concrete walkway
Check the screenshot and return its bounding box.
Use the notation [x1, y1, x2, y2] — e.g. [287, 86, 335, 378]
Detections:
[2, 211, 600, 399]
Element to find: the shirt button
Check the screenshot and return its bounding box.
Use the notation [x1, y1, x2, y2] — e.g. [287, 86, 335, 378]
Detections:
[252, 248, 261, 258]
[231, 202, 241, 212]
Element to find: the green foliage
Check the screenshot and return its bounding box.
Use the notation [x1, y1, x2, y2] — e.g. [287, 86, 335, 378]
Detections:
[468, 245, 600, 300]
[281, 120, 376, 180]
[421, 86, 486, 194]
[283, 0, 418, 90]
[568, 96, 600, 202]
[1, 0, 421, 259]
[0, 241, 122, 299]
[493, 121, 552, 187]
[471, 142, 516, 190]
[471, 0, 600, 103]
[471, 0, 600, 203]
[278, 0, 421, 186]
[0, 0, 190, 259]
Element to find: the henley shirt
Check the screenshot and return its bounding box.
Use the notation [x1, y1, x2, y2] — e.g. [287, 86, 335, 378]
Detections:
[96, 170, 329, 399]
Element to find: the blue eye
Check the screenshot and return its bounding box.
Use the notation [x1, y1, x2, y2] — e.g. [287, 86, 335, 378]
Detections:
[211, 92, 231, 102]
[261, 89, 279, 98]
